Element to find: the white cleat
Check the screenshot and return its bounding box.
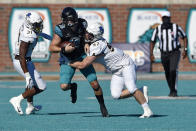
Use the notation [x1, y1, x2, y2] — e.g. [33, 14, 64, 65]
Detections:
[143, 86, 149, 103]
[139, 109, 153, 118]
[26, 105, 35, 115]
[26, 105, 42, 115]
[9, 97, 23, 115]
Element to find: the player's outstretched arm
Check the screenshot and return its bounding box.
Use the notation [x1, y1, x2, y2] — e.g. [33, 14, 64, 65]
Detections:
[69, 56, 97, 69]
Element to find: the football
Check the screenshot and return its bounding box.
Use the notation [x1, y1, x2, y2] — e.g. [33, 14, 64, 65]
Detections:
[58, 41, 73, 48]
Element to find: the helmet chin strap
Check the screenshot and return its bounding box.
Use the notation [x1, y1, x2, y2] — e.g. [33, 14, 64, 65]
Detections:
[85, 36, 101, 44]
[92, 35, 102, 43]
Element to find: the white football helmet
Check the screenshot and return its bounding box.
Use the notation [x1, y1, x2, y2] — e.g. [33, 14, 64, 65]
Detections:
[87, 22, 104, 42]
[24, 11, 43, 33]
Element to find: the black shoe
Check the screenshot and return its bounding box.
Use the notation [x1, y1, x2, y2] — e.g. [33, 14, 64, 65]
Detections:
[70, 83, 77, 103]
[100, 104, 109, 117]
[168, 91, 178, 97]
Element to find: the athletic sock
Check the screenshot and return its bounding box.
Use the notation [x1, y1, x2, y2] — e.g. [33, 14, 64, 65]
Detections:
[27, 101, 33, 107]
[141, 102, 150, 111]
[18, 94, 24, 101]
[95, 95, 109, 117]
[95, 95, 105, 105]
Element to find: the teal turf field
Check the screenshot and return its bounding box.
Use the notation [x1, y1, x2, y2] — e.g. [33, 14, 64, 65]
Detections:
[1, 79, 196, 131]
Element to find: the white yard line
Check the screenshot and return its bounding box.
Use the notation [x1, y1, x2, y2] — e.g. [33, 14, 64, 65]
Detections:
[86, 96, 196, 100]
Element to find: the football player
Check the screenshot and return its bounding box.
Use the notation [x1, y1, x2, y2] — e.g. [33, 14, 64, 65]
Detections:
[49, 7, 109, 117]
[10, 12, 46, 115]
[69, 22, 153, 118]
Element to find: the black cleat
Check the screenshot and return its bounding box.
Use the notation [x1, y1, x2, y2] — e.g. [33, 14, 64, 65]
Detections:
[70, 83, 77, 103]
[100, 105, 109, 117]
[168, 91, 178, 97]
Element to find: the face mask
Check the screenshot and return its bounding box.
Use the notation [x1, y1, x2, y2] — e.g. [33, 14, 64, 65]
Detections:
[33, 22, 43, 33]
[85, 32, 94, 43]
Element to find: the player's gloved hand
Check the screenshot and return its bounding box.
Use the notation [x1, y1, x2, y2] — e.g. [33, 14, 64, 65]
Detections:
[69, 37, 80, 48]
[25, 72, 34, 88]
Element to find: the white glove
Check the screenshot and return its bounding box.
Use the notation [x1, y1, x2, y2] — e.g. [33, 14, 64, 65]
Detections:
[25, 72, 34, 88]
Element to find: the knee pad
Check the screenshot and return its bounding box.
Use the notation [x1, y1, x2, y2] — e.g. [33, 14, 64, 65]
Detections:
[36, 82, 47, 91]
[128, 87, 137, 94]
[111, 92, 120, 99]
[34, 87, 44, 93]
[39, 85, 46, 91]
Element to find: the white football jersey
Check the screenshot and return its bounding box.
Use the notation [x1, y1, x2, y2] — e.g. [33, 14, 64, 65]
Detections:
[14, 23, 38, 57]
[89, 38, 134, 73]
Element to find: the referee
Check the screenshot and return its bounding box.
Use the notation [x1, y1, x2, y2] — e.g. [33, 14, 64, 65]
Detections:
[150, 11, 188, 97]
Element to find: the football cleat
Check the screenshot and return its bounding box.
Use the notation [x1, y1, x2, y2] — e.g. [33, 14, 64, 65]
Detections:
[143, 86, 149, 103]
[139, 108, 153, 118]
[9, 97, 23, 115]
[168, 91, 178, 97]
[70, 83, 77, 103]
[34, 105, 42, 111]
[26, 105, 35, 115]
[26, 105, 42, 115]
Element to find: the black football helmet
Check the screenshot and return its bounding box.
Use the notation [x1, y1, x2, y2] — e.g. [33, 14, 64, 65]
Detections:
[61, 7, 78, 27]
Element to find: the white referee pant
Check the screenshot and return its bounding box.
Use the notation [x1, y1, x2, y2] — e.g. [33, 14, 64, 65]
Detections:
[110, 62, 137, 99]
[13, 59, 46, 90]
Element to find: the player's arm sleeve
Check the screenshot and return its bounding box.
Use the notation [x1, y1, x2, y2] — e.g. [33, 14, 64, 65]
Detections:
[89, 41, 106, 56]
[151, 27, 158, 43]
[177, 25, 186, 38]
[54, 26, 63, 38]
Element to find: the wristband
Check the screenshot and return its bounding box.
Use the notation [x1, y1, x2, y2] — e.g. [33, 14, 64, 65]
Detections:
[61, 47, 66, 54]
[25, 72, 30, 78]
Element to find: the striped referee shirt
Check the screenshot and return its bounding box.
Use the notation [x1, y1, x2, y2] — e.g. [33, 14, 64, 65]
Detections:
[151, 23, 186, 53]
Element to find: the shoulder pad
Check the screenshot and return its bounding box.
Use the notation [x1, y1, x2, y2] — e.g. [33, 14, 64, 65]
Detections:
[22, 26, 37, 38]
[57, 23, 65, 29]
[19, 25, 36, 43]
[89, 40, 107, 56]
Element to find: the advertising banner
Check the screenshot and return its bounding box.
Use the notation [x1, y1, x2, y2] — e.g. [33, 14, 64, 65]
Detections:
[112, 43, 151, 72]
[76, 8, 112, 43]
[94, 43, 151, 72]
[127, 8, 168, 62]
[8, 8, 53, 62]
[187, 9, 196, 62]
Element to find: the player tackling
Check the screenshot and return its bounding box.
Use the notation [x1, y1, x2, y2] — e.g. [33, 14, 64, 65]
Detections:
[9, 12, 47, 115]
[69, 22, 153, 118]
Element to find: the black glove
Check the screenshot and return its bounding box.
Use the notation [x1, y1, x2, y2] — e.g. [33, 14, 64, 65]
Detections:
[69, 37, 80, 48]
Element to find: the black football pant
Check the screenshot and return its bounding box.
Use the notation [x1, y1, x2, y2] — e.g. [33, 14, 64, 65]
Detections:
[161, 50, 181, 93]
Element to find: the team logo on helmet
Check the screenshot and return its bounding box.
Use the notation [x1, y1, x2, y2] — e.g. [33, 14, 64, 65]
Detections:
[25, 12, 43, 33]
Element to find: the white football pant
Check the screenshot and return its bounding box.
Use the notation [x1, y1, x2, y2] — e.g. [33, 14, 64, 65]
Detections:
[13, 59, 46, 90]
[110, 63, 137, 99]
